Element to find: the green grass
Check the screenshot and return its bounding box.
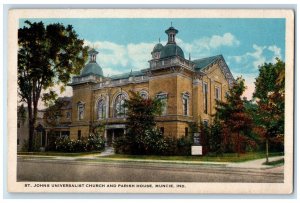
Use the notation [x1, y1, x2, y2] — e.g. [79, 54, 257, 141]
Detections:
[18, 151, 284, 163]
[17, 151, 102, 157]
[101, 152, 283, 163]
[263, 158, 284, 166]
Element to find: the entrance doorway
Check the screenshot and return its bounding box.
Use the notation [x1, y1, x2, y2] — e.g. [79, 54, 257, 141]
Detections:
[106, 129, 125, 147]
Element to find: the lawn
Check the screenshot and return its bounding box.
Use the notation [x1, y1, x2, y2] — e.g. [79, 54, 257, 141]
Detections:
[17, 151, 284, 163]
[101, 152, 284, 163]
[17, 151, 102, 157]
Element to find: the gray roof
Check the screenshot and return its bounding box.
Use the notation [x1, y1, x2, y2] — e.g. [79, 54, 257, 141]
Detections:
[152, 43, 164, 53]
[160, 43, 185, 59]
[81, 62, 103, 77]
[193, 55, 223, 71]
[109, 70, 145, 80]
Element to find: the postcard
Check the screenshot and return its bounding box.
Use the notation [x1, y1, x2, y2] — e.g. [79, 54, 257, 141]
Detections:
[7, 9, 294, 194]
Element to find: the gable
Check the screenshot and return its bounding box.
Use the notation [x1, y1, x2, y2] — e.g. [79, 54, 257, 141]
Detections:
[193, 55, 234, 86]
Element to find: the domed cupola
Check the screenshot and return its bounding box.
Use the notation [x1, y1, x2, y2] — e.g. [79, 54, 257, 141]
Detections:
[80, 48, 103, 77]
[160, 25, 185, 59]
[151, 39, 164, 59]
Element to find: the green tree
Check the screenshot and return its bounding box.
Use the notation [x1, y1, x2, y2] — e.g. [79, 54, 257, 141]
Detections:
[215, 77, 253, 156]
[114, 91, 165, 155]
[43, 98, 66, 127]
[18, 21, 88, 151]
[253, 58, 285, 163]
[17, 104, 27, 125]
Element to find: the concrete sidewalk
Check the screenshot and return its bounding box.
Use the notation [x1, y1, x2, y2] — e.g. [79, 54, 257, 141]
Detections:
[18, 153, 284, 171]
[227, 156, 284, 169]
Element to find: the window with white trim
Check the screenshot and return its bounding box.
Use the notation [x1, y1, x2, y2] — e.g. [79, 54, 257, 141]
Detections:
[77, 102, 85, 120]
[66, 112, 71, 119]
[139, 90, 149, 99]
[215, 86, 221, 101]
[203, 120, 209, 127]
[97, 99, 106, 119]
[114, 93, 127, 118]
[182, 92, 190, 116]
[156, 92, 168, 115]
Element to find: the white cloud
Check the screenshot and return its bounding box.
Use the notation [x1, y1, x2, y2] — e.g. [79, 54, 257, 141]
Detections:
[84, 33, 240, 75]
[209, 33, 240, 48]
[84, 40, 154, 72]
[38, 85, 73, 110]
[229, 44, 281, 70]
[177, 32, 240, 59]
[232, 72, 257, 100]
[228, 44, 283, 99]
[127, 42, 154, 70]
[85, 40, 129, 67]
[268, 45, 282, 62]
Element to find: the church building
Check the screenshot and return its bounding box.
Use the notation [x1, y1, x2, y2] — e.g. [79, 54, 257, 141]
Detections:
[66, 25, 234, 145]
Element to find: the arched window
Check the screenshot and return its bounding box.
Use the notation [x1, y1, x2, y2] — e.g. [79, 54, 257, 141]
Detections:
[156, 92, 168, 115]
[114, 93, 127, 118]
[139, 90, 149, 99]
[97, 99, 106, 119]
[77, 102, 85, 120]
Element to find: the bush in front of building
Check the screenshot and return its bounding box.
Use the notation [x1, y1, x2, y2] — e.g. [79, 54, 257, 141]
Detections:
[114, 129, 193, 156]
[113, 129, 168, 155]
[86, 134, 106, 151]
[162, 135, 193, 156]
[54, 133, 105, 153]
[21, 134, 42, 152]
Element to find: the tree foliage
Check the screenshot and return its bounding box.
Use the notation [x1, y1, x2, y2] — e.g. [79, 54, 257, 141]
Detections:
[215, 77, 254, 156]
[114, 91, 166, 155]
[253, 58, 285, 162]
[43, 98, 68, 127]
[18, 20, 88, 151]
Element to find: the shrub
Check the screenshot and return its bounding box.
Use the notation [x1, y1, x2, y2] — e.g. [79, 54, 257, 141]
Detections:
[54, 133, 105, 153]
[114, 129, 168, 155]
[86, 134, 105, 151]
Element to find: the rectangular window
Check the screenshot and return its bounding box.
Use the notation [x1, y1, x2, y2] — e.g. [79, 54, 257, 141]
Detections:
[203, 83, 208, 114]
[203, 120, 209, 127]
[185, 127, 188, 137]
[66, 112, 71, 119]
[215, 86, 221, 100]
[17, 138, 20, 145]
[77, 130, 81, 140]
[160, 127, 164, 135]
[78, 103, 84, 120]
[183, 97, 188, 116]
[17, 122, 20, 128]
[156, 93, 167, 115]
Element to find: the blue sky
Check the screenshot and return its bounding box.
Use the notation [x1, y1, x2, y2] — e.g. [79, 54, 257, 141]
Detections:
[20, 18, 286, 99]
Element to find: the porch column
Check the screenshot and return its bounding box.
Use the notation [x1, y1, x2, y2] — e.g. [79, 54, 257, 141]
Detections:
[104, 128, 107, 142]
[106, 94, 110, 119]
[45, 131, 48, 146]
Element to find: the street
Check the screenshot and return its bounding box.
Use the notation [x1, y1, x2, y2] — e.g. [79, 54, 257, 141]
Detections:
[17, 157, 284, 183]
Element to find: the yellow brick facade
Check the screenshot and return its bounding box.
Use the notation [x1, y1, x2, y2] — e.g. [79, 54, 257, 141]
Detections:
[65, 26, 234, 144]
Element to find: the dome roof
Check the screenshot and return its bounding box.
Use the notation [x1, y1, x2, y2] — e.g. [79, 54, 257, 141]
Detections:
[152, 43, 164, 53]
[160, 44, 185, 59]
[81, 62, 103, 77]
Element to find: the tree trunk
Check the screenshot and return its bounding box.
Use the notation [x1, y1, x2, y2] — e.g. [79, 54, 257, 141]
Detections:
[266, 139, 269, 164]
[27, 104, 34, 152]
[27, 98, 38, 152]
[237, 132, 240, 157]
